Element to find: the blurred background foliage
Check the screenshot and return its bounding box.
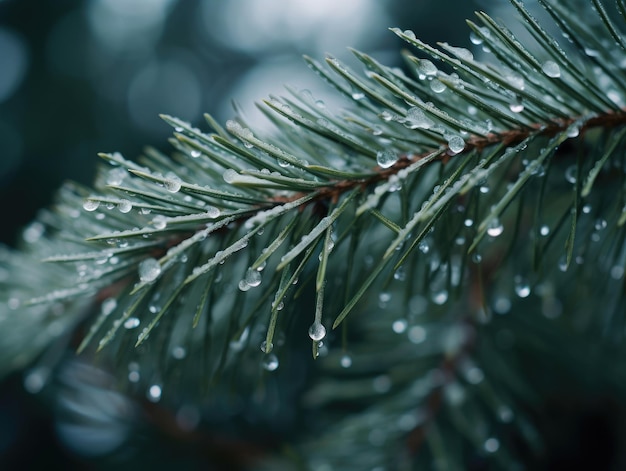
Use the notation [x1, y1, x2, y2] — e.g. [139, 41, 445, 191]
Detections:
[0, 0, 526, 468]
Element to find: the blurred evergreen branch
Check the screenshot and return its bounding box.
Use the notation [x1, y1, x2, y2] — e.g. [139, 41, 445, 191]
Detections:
[2, 0, 626, 468]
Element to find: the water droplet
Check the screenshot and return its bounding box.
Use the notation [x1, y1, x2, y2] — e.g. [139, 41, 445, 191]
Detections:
[465, 367, 484, 384]
[403, 29, 416, 40]
[262, 353, 279, 371]
[514, 276, 531, 298]
[498, 406, 514, 423]
[351, 90, 365, 100]
[260, 340, 273, 353]
[124, 317, 140, 329]
[83, 199, 100, 212]
[430, 79, 446, 93]
[567, 124, 580, 138]
[394, 266, 406, 281]
[447, 135, 465, 154]
[376, 149, 398, 169]
[493, 296, 511, 314]
[164, 172, 182, 193]
[406, 107, 435, 129]
[101, 298, 117, 316]
[432, 290, 449, 305]
[542, 60, 561, 78]
[118, 199, 132, 213]
[138, 258, 161, 282]
[484, 437, 500, 453]
[147, 384, 162, 402]
[417, 59, 437, 77]
[308, 322, 327, 341]
[106, 167, 127, 186]
[242, 268, 261, 289]
[153, 215, 167, 229]
[486, 219, 504, 237]
[469, 32, 483, 45]
[128, 371, 140, 382]
[418, 240, 430, 254]
[172, 346, 186, 359]
[190, 150, 201, 158]
[564, 165, 577, 184]
[24, 367, 50, 394]
[594, 218, 607, 231]
[223, 169, 238, 183]
[277, 158, 291, 168]
[540, 225, 550, 236]
[390, 318, 407, 334]
[509, 100, 524, 113]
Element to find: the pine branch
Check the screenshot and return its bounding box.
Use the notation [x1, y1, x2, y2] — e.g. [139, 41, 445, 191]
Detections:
[2, 0, 626, 468]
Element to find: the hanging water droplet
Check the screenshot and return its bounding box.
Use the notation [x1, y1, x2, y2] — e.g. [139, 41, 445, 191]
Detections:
[153, 215, 167, 229]
[260, 340, 273, 353]
[118, 199, 132, 213]
[340, 354, 352, 368]
[243, 268, 262, 288]
[262, 353, 279, 371]
[469, 31, 483, 45]
[564, 165, 577, 184]
[509, 98, 524, 113]
[124, 317, 140, 329]
[138, 258, 161, 282]
[540, 225, 550, 236]
[486, 219, 504, 237]
[147, 384, 162, 402]
[164, 172, 182, 193]
[376, 149, 398, 169]
[514, 275, 531, 298]
[308, 322, 327, 341]
[447, 135, 465, 154]
[542, 60, 561, 78]
[83, 199, 100, 212]
[394, 266, 406, 281]
[417, 59, 437, 78]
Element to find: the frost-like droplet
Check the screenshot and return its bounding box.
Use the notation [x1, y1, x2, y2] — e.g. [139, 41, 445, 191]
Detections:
[164, 172, 182, 193]
[447, 135, 465, 154]
[83, 199, 100, 212]
[308, 322, 327, 341]
[138, 258, 161, 282]
[486, 218, 504, 237]
[262, 353, 279, 371]
[124, 317, 140, 329]
[542, 60, 561, 78]
[376, 149, 398, 169]
[118, 199, 132, 213]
